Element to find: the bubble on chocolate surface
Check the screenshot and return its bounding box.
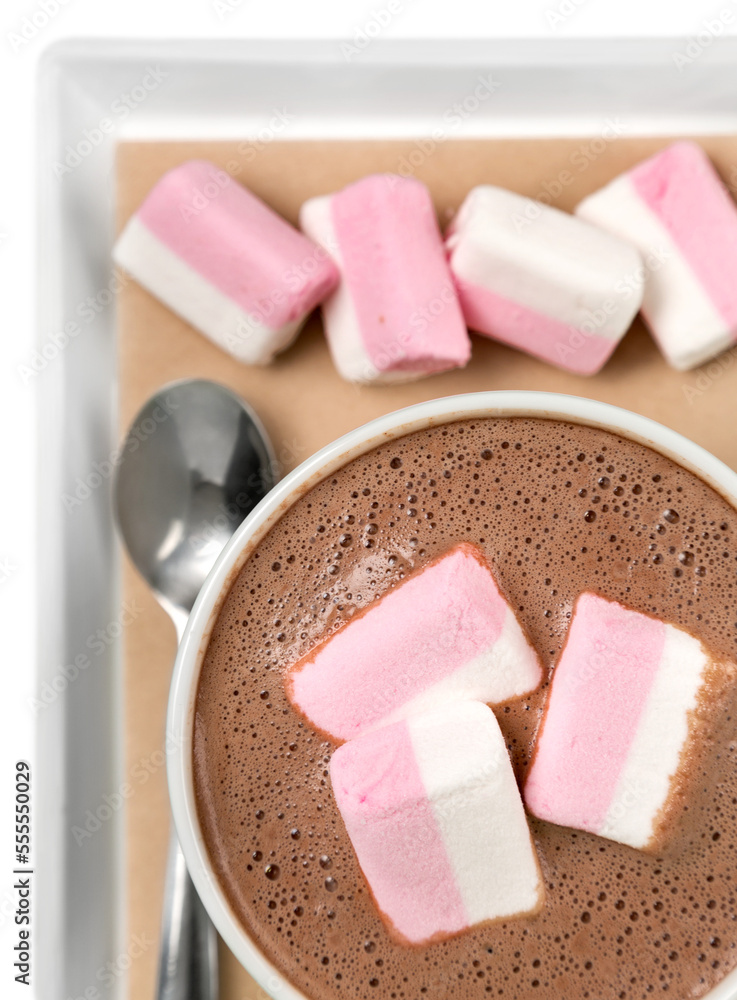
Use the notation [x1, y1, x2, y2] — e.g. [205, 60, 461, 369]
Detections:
[194, 418, 737, 1000]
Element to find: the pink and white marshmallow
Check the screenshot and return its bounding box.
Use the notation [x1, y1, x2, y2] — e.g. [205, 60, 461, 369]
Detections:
[113, 160, 338, 365]
[331, 701, 544, 944]
[445, 185, 643, 375]
[576, 142, 737, 370]
[299, 174, 471, 383]
[286, 543, 542, 742]
[525, 592, 735, 851]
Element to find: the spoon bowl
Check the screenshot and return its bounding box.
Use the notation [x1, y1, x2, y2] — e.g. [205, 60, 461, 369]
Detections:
[115, 378, 276, 630]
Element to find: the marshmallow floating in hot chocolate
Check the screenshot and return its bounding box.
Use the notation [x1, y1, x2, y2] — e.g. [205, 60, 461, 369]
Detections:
[286, 543, 542, 742]
[114, 159, 338, 365]
[576, 142, 737, 370]
[330, 701, 544, 945]
[299, 174, 471, 383]
[444, 185, 643, 375]
[525, 591, 736, 850]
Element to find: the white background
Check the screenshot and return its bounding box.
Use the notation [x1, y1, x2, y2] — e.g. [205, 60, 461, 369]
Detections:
[0, 0, 733, 995]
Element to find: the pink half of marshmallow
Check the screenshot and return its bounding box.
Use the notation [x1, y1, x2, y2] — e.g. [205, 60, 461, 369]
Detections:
[445, 185, 643, 375]
[299, 174, 471, 383]
[286, 543, 542, 742]
[525, 592, 735, 851]
[113, 160, 338, 365]
[331, 701, 544, 945]
[576, 141, 737, 370]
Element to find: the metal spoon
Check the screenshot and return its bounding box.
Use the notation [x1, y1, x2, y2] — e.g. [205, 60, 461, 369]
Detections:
[113, 378, 276, 1000]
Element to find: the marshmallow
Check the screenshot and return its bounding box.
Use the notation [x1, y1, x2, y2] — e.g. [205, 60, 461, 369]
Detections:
[525, 592, 736, 850]
[331, 701, 544, 944]
[576, 142, 737, 370]
[286, 543, 542, 742]
[299, 174, 471, 383]
[445, 185, 643, 375]
[114, 159, 338, 365]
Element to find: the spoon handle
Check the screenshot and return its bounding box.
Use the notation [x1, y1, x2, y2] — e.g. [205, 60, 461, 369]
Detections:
[156, 826, 218, 1000]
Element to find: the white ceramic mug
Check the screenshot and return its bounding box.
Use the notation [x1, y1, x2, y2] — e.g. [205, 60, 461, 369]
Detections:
[167, 390, 737, 1000]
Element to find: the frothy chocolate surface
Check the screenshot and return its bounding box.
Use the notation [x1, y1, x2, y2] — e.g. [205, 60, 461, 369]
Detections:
[194, 417, 737, 1000]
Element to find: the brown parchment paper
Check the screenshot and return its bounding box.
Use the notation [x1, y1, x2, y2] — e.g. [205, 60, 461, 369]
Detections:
[116, 134, 737, 1000]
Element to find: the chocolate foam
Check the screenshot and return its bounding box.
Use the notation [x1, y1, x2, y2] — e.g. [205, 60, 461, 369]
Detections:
[194, 417, 737, 1000]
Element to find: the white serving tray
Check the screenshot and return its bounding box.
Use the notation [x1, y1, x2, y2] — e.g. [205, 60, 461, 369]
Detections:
[36, 37, 737, 1000]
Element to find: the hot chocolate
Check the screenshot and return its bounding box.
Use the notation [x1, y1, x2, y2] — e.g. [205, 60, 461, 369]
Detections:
[194, 417, 737, 1000]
